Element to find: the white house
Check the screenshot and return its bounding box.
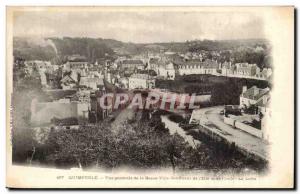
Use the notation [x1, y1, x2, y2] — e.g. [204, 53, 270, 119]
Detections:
[39, 71, 48, 87]
[121, 59, 145, 70]
[128, 74, 155, 89]
[79, 77, 104, 90]
[235, 63, 258, 77]
[61, 74, 77, 90]
[221, 61, 235, 75]
[31, 98, 89, 126]
[177, 59, 219, 76]
[119, 77, 129, 88]
[157, 62, 176, 80]
[240, 86, 270, 108]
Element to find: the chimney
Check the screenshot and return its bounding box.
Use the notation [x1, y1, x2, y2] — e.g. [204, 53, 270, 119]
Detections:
[242, 86, 247, 93]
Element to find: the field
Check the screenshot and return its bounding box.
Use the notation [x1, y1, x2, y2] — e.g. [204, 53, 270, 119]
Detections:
[156, 74, 271, 106]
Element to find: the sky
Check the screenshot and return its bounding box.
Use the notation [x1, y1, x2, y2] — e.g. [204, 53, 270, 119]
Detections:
[12, 8, 265, 43]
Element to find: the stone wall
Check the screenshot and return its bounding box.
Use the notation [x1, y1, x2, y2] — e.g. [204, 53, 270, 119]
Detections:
[224, 116, 263, 138]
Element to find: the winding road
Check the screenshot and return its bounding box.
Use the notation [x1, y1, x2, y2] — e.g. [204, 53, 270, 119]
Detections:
[190, 106, 269, 160]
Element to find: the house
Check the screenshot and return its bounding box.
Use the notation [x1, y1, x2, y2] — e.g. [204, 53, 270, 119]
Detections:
[221, 61, 235, 75]
[162, 53, 183, 63]
[77, 90, 91, 103]
[177, 60, 201, 75]
[30, 98, 89, 126]
[119, 77, 129, 88]
[79, 77, 104, 90]
[236, 63, 257, 77]
[256, 68, 273, 79]
[157, 61, 176, 80]
[220, 62, 272, 80]
[89, 89, 114, 123]
[148, 58, 160, 70]
[61, 74, 77, 90]
[121, 59, 145, 70]
[87, 70, 103, 79]
[44, 89, 77, 101]
[177, 59, 219, 75]
[39, 71, 47, 87]
[252, 88, 271, 141]
[128, 74, 155, 89]
[25, 60, 54, 75]
[25, 60, 50, 71]
[201, 59, 219, 74]
[63, 55, 88, 73]
[240, 86, 270, 108]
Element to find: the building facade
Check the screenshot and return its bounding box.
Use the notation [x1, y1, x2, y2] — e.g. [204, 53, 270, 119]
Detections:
[177, 59, 219, 75]
[128, 74, 156, 89]
[235, 63, 258, 76]
[121, 59, 145, 70]
[240, 86, 270, 108]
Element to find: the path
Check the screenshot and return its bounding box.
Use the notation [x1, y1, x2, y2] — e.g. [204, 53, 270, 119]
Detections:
[190, 106, 269, 160]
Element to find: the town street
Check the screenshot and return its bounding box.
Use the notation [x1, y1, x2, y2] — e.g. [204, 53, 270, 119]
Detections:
[190, 106, 270, 160]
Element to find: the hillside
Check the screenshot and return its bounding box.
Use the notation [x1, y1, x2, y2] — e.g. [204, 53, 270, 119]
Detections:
[13, 37, 57, 61]
[13, 37, 116, 63]
[13, 37, 271, 68]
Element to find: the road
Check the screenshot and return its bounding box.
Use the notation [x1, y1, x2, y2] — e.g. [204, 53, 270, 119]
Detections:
[161, 115, 200, 148]
[190, 106, 269, 160]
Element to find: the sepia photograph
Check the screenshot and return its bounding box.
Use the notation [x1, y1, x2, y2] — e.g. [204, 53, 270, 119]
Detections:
[6, 6, 294, 189]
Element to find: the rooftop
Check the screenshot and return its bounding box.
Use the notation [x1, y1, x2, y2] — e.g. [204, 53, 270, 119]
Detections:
[149, 58, 159, 64]
[79, 77, 104, 85]
[256, 96, 271, 107]
[43, 89, 77, 101]
[176, 59, 218, 69]
[241, 86, 270, 101]
[130, 73, 154, 80]
[236, 63, 257, 68]
[122, 59, 144, 65]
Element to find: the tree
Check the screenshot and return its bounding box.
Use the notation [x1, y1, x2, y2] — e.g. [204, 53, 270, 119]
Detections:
[12, 64, 45, 164]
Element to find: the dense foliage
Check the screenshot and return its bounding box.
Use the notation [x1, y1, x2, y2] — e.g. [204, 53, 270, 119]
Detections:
[13, 38, 56, 61]
[35, 115, 188, 170]
[24, 110, 267, 173]
[12, 59, 45, 163]
[13, 37, 271, 70]
[13, 37, 115, 64]
[186, 39, 269, 52]
[50, 37, 114, 63]
[156, 74, 270, 106]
